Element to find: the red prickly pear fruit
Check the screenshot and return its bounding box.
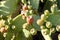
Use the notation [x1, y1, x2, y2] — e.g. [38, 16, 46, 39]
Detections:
[26, 15, 34, 24]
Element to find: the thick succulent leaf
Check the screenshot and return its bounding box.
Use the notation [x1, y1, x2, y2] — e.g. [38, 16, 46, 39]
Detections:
[0, 0, 18, 16]
[0, 32, 4, 40]
[47, 12, 60, 26]
[14, 31, 27, 40]
[5, 30, 14, 40]
[12, 15, 26, 31]
[30, 0, 39, 10]
[11, 27, 32, 40]
[33, 15, 40, 31]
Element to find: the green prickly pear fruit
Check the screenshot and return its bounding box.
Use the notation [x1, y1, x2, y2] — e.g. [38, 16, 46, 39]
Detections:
[46, 22, 52, 28]
[58, 34, 60, 40]
[21, 0, 26, 4]
[22, 15, 26, 20]
[22, 23, 29, 29]
[30, 28, 37, 35]
[51, 4, 57, 14]
[37, 19, 44, 26]
[40, 26, 45, 29]
[29, 10, 33, 14]
[41, 14, 45, 20]
[28, 5, 32, 10]
[41, 14, 48, 20]
[44, 10, 49, 16]
[41, 29, 50, 35]
[50, 28, 56, 33]
[56, 25, 60, 32]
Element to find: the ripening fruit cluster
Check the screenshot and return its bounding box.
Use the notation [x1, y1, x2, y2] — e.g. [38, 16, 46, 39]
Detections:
[21, 0, 37, 36]
[22, 23, 37, 35]
[21, 0, 34, 25]
[21, 4, 28, 20]
[0, 20, 7, 33]
[37, 10, 57, 35]
[37, 10, 49, 26]
[21, 0, 58, 36]
[21, 2, 33, 20]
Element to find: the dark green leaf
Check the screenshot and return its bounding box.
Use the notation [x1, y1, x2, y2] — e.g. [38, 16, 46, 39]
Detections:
[30, 0, 39, 10]
[47, 12, 60, 26]
[12, 15, 26, 31]
[33, 15, 40, 31]
[0, 0, 18, 16]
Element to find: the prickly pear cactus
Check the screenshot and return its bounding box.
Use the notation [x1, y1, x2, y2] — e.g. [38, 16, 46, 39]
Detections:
[0, 0, 60, 40]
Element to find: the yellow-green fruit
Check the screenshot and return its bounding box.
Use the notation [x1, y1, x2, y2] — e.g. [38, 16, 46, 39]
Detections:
[44, 10, 49, 16]
[56, 25, 60, 32]
[50, 28, 56, 33]
[3, 33, 7, 37]
[41, 29, 49, 35]
[21, 0, 26, 4]
[51, 4, 57, 13]
[30, 28, 37, 35]
[40, 0, 44, 2]
[37, 19, 44, 26]
[29, 10, 33, 14]
[22, 23, 29, 29]
[41, 14, 48, 20]
[0, 19, 5, 28]
[41, 14, 45, 20]
[28, 5, 32, 10]
[40, 26, 45, 29]
[28, 1, 30, 5]
[46, 22, 52, 28]
[58, 34, 60, 40]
